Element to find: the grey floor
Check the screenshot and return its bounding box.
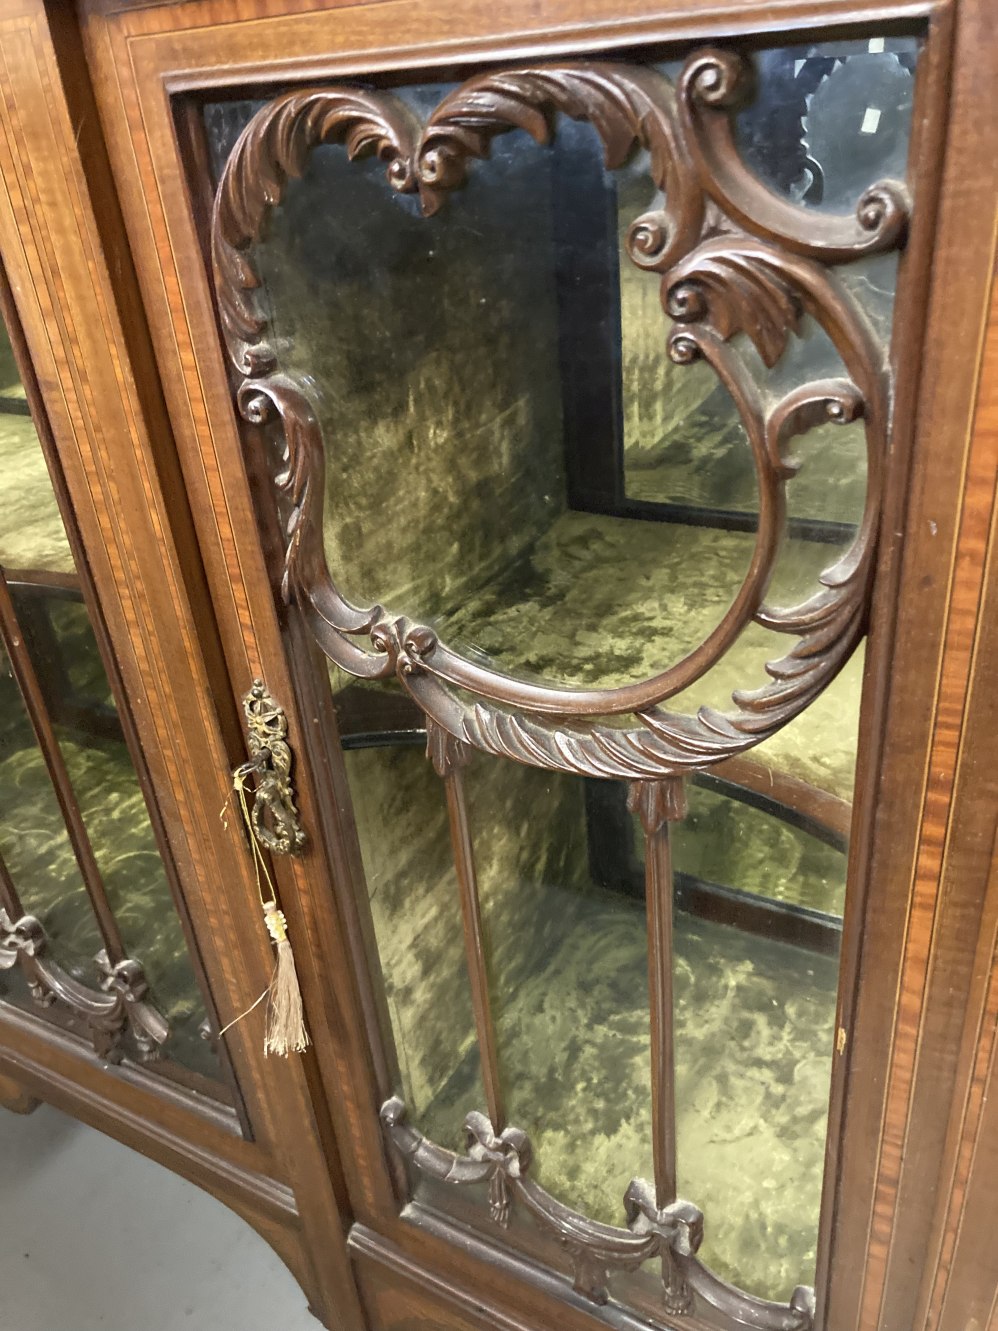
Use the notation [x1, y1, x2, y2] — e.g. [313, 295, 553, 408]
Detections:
[0, 1101, 318, 1330]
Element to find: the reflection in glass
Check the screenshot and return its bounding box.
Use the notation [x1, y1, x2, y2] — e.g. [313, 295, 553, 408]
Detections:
[734, 39, 918, 211]
[0, 312, 222, 1084]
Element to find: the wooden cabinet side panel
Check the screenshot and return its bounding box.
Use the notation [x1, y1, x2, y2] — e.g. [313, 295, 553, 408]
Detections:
[837, 11, 998, 1327]
[914, 274, 998, 1331]
[0, 4, 364, 1326]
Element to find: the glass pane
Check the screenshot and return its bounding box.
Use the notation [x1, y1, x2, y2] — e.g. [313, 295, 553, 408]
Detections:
[340, 710, 485, 1152]
[205, 38, 913, 702]
[0, 641, 104, 975]
[465, 753, 654, 1224]
[0, 313, 223, 1085]
[203, 99, 753, 692]
[668, 782, 846, 1292]
[0, 335, 72, 576]
[734, 39, 918, 211]
[458, 745, 843, 1297]
[675, 782, 846, 916]
[673, 914, 839, 1296]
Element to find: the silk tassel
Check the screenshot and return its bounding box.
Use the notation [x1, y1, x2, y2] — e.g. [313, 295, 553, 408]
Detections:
[221, 764, 311, 1056]
[262, 901, 310, 1056]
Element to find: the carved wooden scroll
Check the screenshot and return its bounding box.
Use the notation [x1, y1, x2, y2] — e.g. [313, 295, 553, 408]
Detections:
[210, 46, 909, 1331]
[212, 48, 902, 781]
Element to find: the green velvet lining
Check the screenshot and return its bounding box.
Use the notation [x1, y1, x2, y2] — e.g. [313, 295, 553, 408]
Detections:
[344, 728, 841, 1302]
[0, 410, 73, 575]
[0, 348, 216, 1080]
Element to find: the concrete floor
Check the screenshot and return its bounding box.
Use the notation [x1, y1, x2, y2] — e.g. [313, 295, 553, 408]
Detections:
[0, 1101, 318, 1330]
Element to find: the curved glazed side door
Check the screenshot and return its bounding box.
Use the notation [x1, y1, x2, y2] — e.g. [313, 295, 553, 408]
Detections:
[80, 1, 998, 1330]
[0, 4, 362, 1325]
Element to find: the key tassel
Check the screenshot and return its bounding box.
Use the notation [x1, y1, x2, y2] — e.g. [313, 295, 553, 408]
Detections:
[262, 901, 310, 1056]
[223, 737, 311, 1058]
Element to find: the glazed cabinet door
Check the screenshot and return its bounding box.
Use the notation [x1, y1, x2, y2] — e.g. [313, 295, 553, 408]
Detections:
[79, 2, 998, 1330]
[0, 7, 236, 1123]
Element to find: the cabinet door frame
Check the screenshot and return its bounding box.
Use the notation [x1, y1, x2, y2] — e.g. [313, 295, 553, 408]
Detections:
[78, 0, 998, 1328]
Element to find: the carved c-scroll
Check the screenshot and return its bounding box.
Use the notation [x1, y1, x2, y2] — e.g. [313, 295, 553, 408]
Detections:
[211, 53, 902, 780]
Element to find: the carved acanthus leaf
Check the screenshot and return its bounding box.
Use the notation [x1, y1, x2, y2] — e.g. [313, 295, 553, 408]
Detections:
[212, 90, 419, 373]
[425, 717, 470, 778]
[666, 249, 802, 368]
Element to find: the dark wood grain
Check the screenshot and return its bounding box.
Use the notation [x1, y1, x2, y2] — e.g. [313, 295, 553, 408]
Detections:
[428, 722, 506, 1132]
[628, 778, 688, 1211]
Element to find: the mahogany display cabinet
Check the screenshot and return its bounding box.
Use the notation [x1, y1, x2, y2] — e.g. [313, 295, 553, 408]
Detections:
[1, 1, 997, 1329]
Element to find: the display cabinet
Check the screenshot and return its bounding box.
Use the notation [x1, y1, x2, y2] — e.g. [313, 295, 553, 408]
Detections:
[0, 1, 996, 1329]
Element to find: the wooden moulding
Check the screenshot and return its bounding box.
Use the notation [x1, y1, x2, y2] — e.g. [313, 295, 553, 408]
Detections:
[628, 776, 688, 1213]
[427, 721, 508, 1132]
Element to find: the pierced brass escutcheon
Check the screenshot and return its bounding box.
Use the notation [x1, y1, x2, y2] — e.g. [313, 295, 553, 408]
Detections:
[236, 679, 306, 856]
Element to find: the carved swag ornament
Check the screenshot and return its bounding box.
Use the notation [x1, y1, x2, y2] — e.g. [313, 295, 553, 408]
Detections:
[0, 908, 169, 1062]
[211, 47, 908, 1331]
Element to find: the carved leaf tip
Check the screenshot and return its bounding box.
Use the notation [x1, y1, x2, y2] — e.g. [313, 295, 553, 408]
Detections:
[426, 718, 469, 777]
[627, 777, 688, 834]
